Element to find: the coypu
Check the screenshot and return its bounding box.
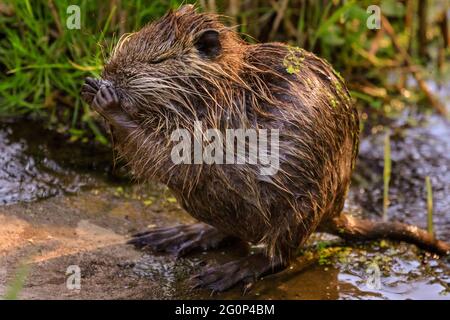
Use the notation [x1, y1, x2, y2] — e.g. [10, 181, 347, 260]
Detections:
[81, 5, 449, 292]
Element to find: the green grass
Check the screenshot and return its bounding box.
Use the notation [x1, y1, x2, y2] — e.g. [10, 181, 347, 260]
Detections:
[425, 176, 434, 236]
[0, 0, 192, 143]
[3, 262, 29, 300]
[383, 129, 391, 221]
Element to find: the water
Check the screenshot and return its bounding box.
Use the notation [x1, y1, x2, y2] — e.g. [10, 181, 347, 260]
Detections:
[0, 120, 112, 205]
[352, 113, 450, 240]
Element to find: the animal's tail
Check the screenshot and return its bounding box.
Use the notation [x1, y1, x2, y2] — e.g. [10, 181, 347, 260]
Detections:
[321, 213, 450, 255]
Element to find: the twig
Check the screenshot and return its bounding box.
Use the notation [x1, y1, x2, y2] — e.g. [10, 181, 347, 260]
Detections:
[48, 0, 63, 36]
[418, 0, 428, 58]
[368, 28, 385, 56]
[228, 0, 240, 25]
[269, 0, 289, 40]
[325, 213, 450, 255]
[381, 15, 448, 117]
[208, 0, 217, 13]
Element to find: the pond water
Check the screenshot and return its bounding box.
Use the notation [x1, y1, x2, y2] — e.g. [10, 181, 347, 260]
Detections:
[0, 111, 448, 299]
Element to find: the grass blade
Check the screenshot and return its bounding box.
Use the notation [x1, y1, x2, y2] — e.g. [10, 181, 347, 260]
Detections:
[383, 129, 391, 221]
[425, 176, 434, 236]
[3, 263, 30, 300]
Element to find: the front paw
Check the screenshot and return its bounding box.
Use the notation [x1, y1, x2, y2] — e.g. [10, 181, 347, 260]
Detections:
[81, 77, 101, 104]
[91, 84, 129, 126]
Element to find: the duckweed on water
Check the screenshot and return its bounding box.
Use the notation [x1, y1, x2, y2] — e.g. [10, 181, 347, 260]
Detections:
[166, 196, 178, 204]
[304, 241, 354, 266]
[143, 199, 154, 206]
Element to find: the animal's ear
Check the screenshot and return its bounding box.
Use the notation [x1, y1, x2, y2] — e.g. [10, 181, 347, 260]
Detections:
[195, 29, 222, 59]
[176, 4, 195, 16]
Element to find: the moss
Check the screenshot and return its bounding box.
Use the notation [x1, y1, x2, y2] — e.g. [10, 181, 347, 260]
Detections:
[334, 70, 345, 84]
[316, 242, 351, 266]
[327, 92, 338, 109]
[283, 46, 305, 75]
[143, 199, 153, 206]
[330, 98, 337, 109]
[334, 80, 343, 95]
[166, 196, 178, 203]
[336, 247, 352, 264]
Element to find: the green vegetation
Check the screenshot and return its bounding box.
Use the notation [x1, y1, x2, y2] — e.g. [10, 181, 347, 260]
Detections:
[3, 262, 29, 300]
[0, 0, 448, 142]
[383, 129, 391, 221]
[283, 46, 305, 74]
[425, 175, 434, 236]
[0, 0, 192, 143]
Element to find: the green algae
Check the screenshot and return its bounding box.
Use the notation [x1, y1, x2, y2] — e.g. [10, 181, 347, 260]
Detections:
[283, 46, 306, 75]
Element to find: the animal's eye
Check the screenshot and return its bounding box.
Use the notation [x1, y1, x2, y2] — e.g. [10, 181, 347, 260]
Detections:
[149, 57, 167, 64]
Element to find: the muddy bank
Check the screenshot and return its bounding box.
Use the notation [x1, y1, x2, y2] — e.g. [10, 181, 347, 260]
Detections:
[0, 116, 448, 300]
[0, 119, 115, 205]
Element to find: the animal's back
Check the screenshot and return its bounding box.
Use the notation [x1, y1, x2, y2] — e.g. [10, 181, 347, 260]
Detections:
[172, 42, 359, 259]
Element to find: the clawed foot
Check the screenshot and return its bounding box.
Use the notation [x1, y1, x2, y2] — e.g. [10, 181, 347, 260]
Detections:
[129, 224, 286, 292]
[191, 253, 285, 292]
[81, 77, 101, 105]
[128, 223, 237, 257]
[81, 77, 132, 129]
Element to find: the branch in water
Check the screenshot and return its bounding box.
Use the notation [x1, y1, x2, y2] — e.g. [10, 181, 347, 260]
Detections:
[322, 213, 450, 256]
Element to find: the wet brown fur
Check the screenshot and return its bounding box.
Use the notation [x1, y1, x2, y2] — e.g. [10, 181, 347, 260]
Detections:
[101, 5, 360, 263]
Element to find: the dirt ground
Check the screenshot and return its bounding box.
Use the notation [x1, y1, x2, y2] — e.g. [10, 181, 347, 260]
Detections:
[0, 185, 448, 300]
[0, 187, 183, 299]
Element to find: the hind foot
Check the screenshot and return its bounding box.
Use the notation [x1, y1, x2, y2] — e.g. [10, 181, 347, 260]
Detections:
[191, 253, 285, 292]
[128, 223, 237, 257]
